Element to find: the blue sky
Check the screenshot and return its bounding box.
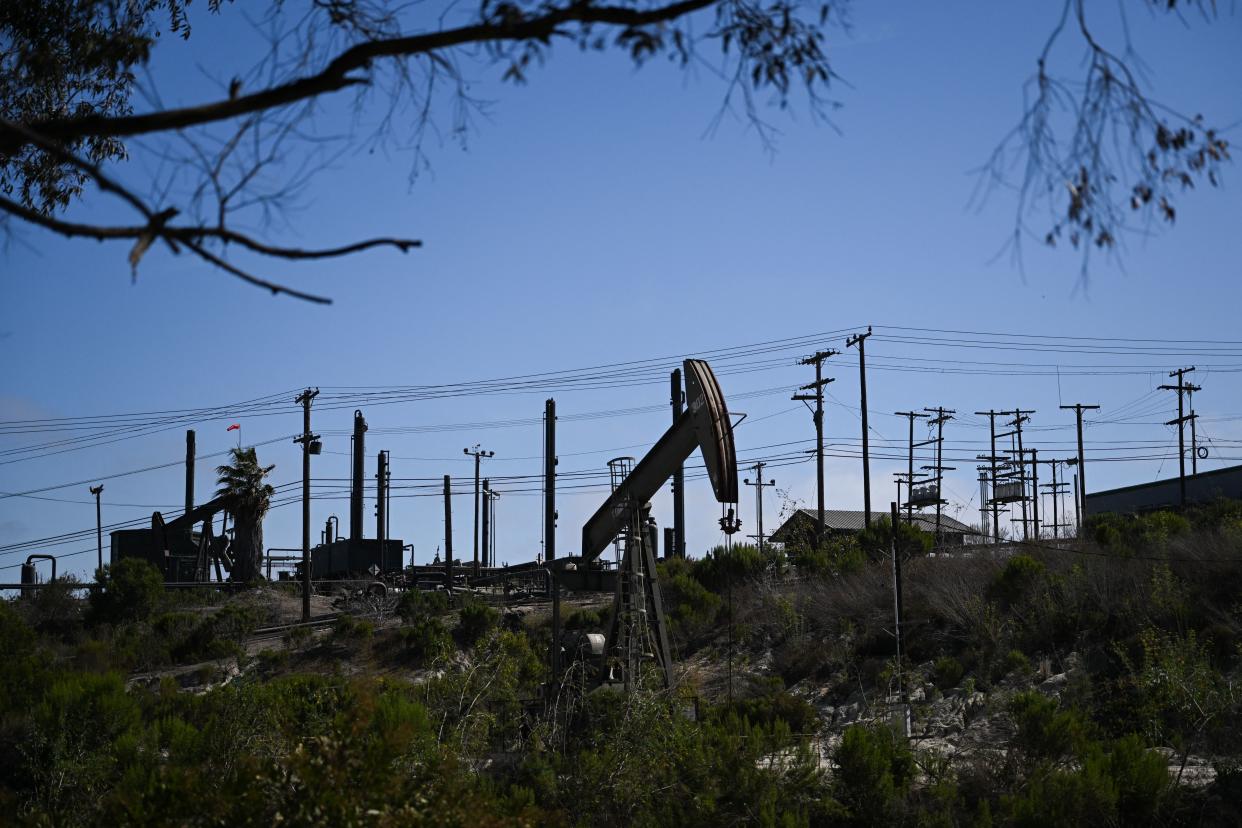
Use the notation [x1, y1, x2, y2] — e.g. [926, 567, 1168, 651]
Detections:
[3, 1, 1241, 578]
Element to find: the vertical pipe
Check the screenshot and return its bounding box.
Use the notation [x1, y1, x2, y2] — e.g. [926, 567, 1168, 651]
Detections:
[90, 484, 104, 576]
[185, 429, 195, 516]
[376, 451, 388, 555]
[545, 398, 560, 678]
[481, 478, 491, 569]
[671, 369, 685, 558]
[351, 410, 367, 540]
[443, 475, 453, 592]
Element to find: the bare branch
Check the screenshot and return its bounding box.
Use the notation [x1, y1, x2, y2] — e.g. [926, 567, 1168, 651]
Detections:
[1, 118, 419, 302]
[0, 0, 720, 155]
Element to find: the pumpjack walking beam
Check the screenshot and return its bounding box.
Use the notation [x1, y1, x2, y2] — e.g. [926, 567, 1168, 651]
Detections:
[572, 359, 739, 690]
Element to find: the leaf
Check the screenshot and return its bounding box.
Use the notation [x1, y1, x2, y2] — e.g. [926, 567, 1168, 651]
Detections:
[128, 231, 155, 280]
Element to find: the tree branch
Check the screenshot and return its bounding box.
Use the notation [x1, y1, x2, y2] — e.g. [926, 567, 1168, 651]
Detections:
[1, 119, 421, 302]
[0, 0, 718, 154]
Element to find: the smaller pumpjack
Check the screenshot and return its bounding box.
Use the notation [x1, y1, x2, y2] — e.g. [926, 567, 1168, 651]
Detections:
[561, 358, 738, 690]
[151, 494, 235, 582]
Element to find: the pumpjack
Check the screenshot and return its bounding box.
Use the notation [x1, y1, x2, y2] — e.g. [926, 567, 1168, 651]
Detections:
[110, 496, 235, 583]
[551, 358, 738, 690]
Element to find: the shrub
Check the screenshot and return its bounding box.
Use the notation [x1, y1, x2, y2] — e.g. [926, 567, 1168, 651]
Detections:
[562, 607, 602, 630]
[397, 588, 450, 623]
[1008, 691, 1088, 763]
[991, 554, 1046, 605]
[401, 616, 453, 663]
[832, 723, 915, 825]
[857, 518, 933, 560]
[711, 689, 819, 734]
[933, 656, 965, 690]
[331, 615, 375, 642]
[1003, 648, 1032, 676]
[456, 597, 499, 647]
[88, 558, 165, 624]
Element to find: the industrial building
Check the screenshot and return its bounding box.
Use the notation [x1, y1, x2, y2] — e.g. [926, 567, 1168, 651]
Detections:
[769, 508, 977, 547]
[1085, 464, 1242, 516]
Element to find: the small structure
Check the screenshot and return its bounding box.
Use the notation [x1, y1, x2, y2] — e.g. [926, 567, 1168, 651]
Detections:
[769, 508, 978, 547]
[1086, 464, 1242, 516]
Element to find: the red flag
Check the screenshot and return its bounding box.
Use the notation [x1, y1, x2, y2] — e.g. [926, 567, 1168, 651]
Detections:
[227, 424, 240, 432]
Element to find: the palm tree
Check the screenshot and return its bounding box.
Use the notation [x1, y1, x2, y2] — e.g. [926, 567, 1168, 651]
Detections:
[216, 447, 275, 582]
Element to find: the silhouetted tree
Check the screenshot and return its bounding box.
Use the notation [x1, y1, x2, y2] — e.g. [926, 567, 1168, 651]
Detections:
[0, 0, 1229, 300]
[215, 446, 274, 582]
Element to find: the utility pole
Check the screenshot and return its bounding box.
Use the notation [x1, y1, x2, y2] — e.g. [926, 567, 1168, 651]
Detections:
[545, 398, 560, 678]
[1187, 383, 1202, 474]
[443, 475, 453, 592]
[1060, 403, 1099, 524]
[1039, 458, 1071, 539]
[794, 349, 837, 546]
[895, 411, 930, 524]
[670, 369, 686, 559]
[1004, 409, 1034, 540]
[890, 501, 905, 713]
[1160, 367, 1196, 508]
[294, 388, 320, 622]
[463, 444, 495, 576]
[743, 461, 776, 554]
[974, 410, 1004, 542]
[488, 488, 500, 566]
[1029, 448, 1039, 539]
[89, 484, 104, 577]
[923, 407, 955, 547]
[481, 478, 491, 568]
[847, 327, 874, 526]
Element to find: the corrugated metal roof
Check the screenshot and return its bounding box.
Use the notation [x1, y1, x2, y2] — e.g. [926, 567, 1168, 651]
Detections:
[772, 508, 976, 538]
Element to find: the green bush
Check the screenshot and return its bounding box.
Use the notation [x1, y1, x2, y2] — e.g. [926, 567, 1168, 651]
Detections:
[710, 689, 819, 734]
[562, 607, 602, 630]
[933, 655, 965, 690]
[401, 616, 453, 663]
[331, 615, 375, 642]
[456, 596, 499, 647]
[1003, 648, 1032, 676]
[991, 554, 1046, 605]
[832, 723, 915, 826]
[1008, 691, 1089, 763]
[397, 588, 450, 623]
[88, 558, 165, 624]
[857, 517, 933, 560]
